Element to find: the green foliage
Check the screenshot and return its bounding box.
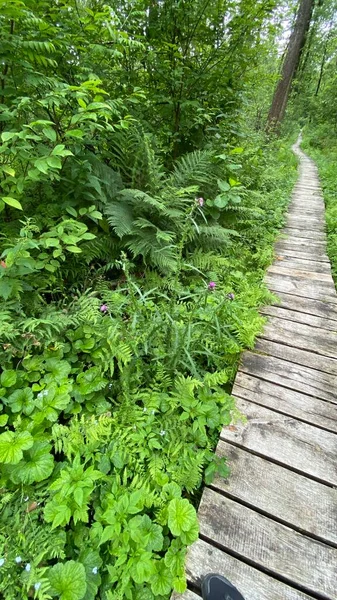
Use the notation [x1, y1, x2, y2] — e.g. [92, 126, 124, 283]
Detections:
[0, 0, 298, 598]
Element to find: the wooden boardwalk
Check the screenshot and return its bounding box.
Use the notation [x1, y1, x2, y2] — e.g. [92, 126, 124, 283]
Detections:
[175, 138, 337, 600]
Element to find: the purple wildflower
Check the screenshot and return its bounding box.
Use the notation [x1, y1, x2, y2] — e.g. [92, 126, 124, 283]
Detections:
[208, 281, 216, 290]
[100, 304, 108, 313]
[227, 293, 235, 300]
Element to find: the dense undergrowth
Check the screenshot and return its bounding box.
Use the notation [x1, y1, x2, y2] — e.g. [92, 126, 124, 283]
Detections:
[0, 1, 298, 599]
[302, 128, 337, 285]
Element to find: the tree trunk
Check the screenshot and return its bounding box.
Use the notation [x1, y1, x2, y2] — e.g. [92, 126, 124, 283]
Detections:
[266, 0, 314, 133]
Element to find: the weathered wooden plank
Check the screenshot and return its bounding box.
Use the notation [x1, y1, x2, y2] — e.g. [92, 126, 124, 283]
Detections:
[198, 489, 337, 599]
[233, 372, 337, 432]
[273, 257, 331, 274]
[267, 265, 331, 282]
[221, 399, 337, 485]
[261, 315, 337, 360]
[269, 290, 337, 320]
[282, 227, 326, 240]
[286, 217, 325, 232]
[266, 273, 336, 299]
[274, 248, 330, 263]
[240, 351, 337, 403]
[214, 440, 337, 544]
[184, 539, 314, 600]
[172, 591, 200, 600]
[254, 338, 337, 376]
[276, 237, 326, 249]
[261, 304, 337, 331]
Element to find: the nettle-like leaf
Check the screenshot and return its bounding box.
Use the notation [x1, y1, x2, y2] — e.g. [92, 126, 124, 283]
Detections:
[76, 367, 108, 395]
[167, 498, 198, 537]
[128, 514, 164, 552]
[48, 560, 87, 600]
[1, 369, 17, 387]
[44, 501, 72, 529]
[0, 431, 33, 464]
[5, 387, 34, 414]
[10, 441, 54, 484]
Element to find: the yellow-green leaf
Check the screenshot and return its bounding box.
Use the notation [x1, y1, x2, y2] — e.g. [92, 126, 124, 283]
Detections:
[2, 197, 22, 210]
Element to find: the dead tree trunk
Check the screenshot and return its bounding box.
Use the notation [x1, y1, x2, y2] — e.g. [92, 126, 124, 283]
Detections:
[266, 0, 314, 133]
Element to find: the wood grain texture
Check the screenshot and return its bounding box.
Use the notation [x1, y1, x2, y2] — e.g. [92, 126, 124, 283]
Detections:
[172, 591, 200, 600]
[221, 399, 337, 485]
[183, 539, 314, 600]
[198, 489, 337, 599]
[269, 290, 337, 320]
[282, 227, 326, 240]
[267, 264, 331, 281]
[266, 273, 335, 299]
[261, 304, 337, 331]
[254, 338, 337, 376]
[241, 351, 337, 402]
[273, 256, 331, 273]
[233, 372, 337, 432]
[214, 440, 337, 544]
[261, 315, 337, 359]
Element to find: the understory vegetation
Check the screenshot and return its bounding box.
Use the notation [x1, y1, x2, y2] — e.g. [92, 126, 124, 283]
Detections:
[0, 0, 302, 598]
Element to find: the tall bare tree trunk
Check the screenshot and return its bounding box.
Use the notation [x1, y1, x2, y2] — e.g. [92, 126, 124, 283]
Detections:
[266, 0, 314, 133]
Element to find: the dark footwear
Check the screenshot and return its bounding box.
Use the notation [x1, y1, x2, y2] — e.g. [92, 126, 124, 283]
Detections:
[201, 573, 245, 600]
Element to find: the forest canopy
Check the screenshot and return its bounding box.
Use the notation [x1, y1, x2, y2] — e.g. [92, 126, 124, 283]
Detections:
[0, 0, 336, 599]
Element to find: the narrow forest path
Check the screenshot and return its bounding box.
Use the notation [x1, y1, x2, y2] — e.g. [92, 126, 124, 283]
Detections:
[175, 137, 337, 600]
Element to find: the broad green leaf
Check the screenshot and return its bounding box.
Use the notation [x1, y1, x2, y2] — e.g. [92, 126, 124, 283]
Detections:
[6, 387, 34, 414]
[0, 415, 8, 427]
[43, 127, 57, 142]
[10, 441, 54, 484]
[34, 158, 49, 174]
[66, 246, 82, 253]
[44, 501, 72, 529]
[129, 515, 163, 551]
[130, 552, 155, 584]
[150, 561, 172, 596]
[217, 179, 230, 192]
[65, 129, 84, 138]
[47, 156, 62, 169]
[213, 194, 228, 209]
[1, 132, 16, 142]
[167, 498, 197, 536]
[0, 431, 33, 464]
[2, 197, 22, 210]
[2, 166, 15, 176]
[1, 370, 17, 387]
[48, 561, 87, 600]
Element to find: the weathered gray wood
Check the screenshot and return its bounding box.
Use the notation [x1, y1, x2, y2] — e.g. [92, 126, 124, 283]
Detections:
[282, 227, 326, 240]
[221, 399, 337, 485]
[254, 338, 337, 376]
[266, 273, 336, 299]
[198, 489, 337, 599]
[276, 237, 326, 250]
[261, 315, 337, 359]
[269, 290, 337, 320]
[214, 440, 337, 544]
[286, 216, 325, 231]
[261, 304, 337, 331]
[275, 244, 329, 262]
[272, 257, 331, 274]
[172, 591, 200, 600]
[275, 247, 330, 263]
[234, 372, 337, 431]
[241, 351, 337, 403]
[267, 264, 331, 282]
[183, 540, 314, 600]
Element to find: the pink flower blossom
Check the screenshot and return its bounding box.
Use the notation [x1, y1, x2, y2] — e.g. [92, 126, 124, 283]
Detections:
[196, 197, 204, 207]
[208, 281, 216, 290]
[100, 304, 108, 313]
